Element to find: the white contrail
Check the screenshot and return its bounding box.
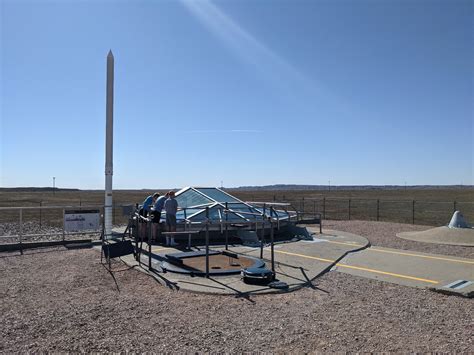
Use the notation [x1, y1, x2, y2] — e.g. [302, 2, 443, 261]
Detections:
[185, 129, 263, 134]
[178, 0, 346, 111]
[179, 0, 314, 89]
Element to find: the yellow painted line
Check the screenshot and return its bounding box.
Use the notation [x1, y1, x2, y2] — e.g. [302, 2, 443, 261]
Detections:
[335, 263, 439, 284]
[322, 240, 363, 247]
[274, 249, 439, 285]
[274, 250, 334, 263]
[320, 240, 474, 265]
[369, 248, 474, 265]
[151, 247, 172, 253]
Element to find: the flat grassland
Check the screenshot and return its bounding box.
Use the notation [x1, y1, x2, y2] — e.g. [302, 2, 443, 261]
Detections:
[0, 187, 473, 226]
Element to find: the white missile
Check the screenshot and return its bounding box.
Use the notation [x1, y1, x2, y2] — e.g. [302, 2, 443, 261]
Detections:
[104, 50, 114, 238]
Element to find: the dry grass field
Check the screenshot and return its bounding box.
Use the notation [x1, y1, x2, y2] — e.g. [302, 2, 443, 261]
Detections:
[0, 187, 473, 228]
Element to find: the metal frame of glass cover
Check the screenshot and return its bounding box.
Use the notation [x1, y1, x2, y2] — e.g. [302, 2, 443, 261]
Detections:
[174, 187, 292, 223]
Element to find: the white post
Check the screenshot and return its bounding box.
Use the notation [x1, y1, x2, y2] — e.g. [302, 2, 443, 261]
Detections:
[104, 50, 114, 239]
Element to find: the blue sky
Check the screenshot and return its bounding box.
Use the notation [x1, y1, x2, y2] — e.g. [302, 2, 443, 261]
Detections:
[1, 0, 472, 189]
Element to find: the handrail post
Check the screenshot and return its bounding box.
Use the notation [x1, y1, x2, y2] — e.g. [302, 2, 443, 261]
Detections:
[270, 207, 275, 275]
[136, 212, 141, 264]
[225, 202, 228, 251]
[323, 197, 326, 220]
[260, 203, 266, 259]
[205, 207, 209, 278]
[148, 218, 152, 270]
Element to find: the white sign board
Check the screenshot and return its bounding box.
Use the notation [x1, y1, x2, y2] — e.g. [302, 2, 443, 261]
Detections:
[64, 209, 101, 232]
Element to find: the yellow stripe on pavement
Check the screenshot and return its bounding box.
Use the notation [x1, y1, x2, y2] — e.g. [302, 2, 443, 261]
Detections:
[274, 249, 439, 285]
[320, 240, 474, 265]
[322, 240, 363, 247]
[151, 247, 173, 253]
[334, 263, 439, 284]
[369, 248, 474, 265]
[274, 250, 334, 263]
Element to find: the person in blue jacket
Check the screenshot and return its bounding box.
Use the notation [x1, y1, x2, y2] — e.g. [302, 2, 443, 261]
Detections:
[151, 192, 168, 241]
[139, 192, 159, 238]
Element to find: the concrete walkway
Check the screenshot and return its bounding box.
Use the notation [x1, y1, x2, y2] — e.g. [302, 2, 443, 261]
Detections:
[116, 228, 473, 297]
[118, 232, 369, 296]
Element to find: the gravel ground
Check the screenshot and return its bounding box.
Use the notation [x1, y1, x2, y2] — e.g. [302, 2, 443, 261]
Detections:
[324, 220, 474, 258]
[0, 221, 105, 244]
[1, 221, 473, 353]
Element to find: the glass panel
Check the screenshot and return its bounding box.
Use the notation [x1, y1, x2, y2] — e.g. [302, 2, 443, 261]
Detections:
[175, 189, 213, 208]
[227, 203, 262, 221]
[255, 207, 277, 218]
[195, 188, 239, 203]
[190, 206, 247, 222]
[182, 208, 205, 219]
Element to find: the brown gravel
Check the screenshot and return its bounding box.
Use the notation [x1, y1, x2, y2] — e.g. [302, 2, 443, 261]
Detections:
[0, 221, 473, 353]
[324, 220, 474, 258]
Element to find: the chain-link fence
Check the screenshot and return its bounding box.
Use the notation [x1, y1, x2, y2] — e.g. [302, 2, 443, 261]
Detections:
[0, 197, 472, 238]
[280, 198, 474, 226]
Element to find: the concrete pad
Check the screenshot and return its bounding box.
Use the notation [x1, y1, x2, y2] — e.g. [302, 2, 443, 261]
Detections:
[430, 279, 474, 298]
[334, 246, 474, 293]
[118, 232, 369, 295]
[397, 226, 474, 246]
[108, 227, 474, 297]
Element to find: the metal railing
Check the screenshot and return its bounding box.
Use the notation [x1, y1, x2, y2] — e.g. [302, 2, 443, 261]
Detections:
[131, 205, 283, 278]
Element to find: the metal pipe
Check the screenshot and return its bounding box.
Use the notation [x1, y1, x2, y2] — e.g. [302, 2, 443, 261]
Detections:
[148, 220, 152, 270]
[260, 203, 266, 259]
[205, 207, 209, 278]
[270, 207, 275, 273]
[225, 202, 228, 250]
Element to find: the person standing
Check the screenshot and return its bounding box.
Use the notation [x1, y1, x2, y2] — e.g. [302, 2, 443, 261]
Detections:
[139, 193, 159, 239]
[164, 191, 178, 245]
[151, 192, 168, 242]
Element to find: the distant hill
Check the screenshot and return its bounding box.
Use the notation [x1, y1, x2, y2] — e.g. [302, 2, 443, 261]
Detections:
[230, 184, 473, 191]
[0, 187, 79, 192]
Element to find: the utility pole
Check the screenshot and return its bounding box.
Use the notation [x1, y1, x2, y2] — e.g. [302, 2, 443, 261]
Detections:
[53, 177, 56, 195]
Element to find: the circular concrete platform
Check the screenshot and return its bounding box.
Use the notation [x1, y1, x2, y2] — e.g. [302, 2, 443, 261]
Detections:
[397, 226, 474, 247]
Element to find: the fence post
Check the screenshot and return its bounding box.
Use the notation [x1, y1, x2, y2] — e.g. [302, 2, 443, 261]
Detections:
[39, 201, 42, 228]
[453, 201, 457, 212]
[323, 197, 326, 220]
[376, 199, 380, 221]
[62, 208, 66, 241]
[348, 199, 351, 220]
[19, 209, 23, 255]
[412, 200, 415, 225]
